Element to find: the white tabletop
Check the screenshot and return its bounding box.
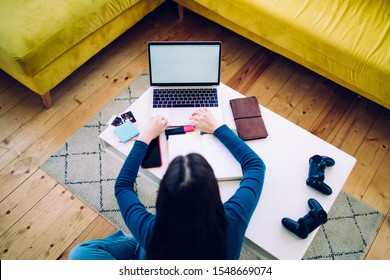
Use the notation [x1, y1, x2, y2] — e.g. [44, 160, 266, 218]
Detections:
[99, 83, 356, 259]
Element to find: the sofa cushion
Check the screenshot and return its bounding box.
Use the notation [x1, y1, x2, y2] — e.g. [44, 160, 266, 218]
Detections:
[176, 0, 390, 108]
[0, 0, 142, 76]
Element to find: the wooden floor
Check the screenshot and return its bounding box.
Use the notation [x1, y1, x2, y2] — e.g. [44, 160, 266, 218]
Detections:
[0, 1, 389, 260]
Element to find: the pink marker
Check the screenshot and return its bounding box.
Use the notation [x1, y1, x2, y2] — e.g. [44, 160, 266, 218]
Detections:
[184, 125, 195, 132]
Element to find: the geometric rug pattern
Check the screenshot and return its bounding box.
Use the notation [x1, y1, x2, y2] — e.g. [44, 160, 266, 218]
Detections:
[303, 192, 383, 260]
[40, 72, 384, 260]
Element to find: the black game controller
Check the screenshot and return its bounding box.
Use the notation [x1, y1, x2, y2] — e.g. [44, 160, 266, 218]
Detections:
[282, 198, 328, 239]
[306, 155, 335, 195]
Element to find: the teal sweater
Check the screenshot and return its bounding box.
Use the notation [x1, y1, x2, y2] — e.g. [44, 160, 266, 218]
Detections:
[115, 125, 266, 259]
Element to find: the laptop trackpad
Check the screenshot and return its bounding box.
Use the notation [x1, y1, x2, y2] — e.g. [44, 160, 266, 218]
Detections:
[167, 109, 193, 126]
[149, 108, 193, 126]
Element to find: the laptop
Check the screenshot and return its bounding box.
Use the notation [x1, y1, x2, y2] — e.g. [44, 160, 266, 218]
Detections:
[147, 41, 224, 126]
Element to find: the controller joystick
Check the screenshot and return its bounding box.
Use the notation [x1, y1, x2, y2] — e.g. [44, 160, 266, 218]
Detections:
[282, 198, 327, 239]
[306, 155, 335, 195]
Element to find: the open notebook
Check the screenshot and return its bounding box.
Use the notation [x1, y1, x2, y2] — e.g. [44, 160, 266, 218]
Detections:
[167, 133, 243, 181]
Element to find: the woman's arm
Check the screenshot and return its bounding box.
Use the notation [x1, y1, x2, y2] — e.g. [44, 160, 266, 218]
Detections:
[214, 124, 266, 204]
[190, 108, 265, 198]
[191, 108, 266, 259]
[114, 140, 155, 245]
[191, 108, 265, 222]
[114, 115, 168, 246]
[214, 124, 266, 258]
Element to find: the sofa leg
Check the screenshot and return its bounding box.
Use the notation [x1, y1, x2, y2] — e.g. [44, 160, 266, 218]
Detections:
[41, 91, 52, 109]
[178, 4, 185, 20]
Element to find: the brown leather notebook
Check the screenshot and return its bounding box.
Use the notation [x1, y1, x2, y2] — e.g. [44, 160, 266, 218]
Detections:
[229, 96, 268, 140]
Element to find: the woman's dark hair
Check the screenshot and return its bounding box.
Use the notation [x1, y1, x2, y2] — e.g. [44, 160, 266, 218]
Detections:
[147, 153, 227, 259]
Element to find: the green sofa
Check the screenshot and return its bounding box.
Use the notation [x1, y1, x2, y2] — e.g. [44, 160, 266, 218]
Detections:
[0, 0, 164, 108]
[174, 0, 390, 109]
[1, 0, 389, 109]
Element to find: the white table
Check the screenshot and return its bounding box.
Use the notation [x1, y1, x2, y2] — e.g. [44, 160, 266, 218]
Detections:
[99, 83, 356, 259]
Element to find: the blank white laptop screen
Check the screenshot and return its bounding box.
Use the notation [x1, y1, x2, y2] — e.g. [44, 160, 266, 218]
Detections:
[148, 42, 221, 85]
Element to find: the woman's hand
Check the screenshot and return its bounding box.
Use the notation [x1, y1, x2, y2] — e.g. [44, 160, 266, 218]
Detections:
[190, 108, 221, 134]
[138, 115, 168, 144]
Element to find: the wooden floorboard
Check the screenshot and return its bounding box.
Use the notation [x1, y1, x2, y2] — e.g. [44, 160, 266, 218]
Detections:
[0, 1, 389, 260]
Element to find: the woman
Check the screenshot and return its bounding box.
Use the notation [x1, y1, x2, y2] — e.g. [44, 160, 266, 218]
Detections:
[69, 108, 265, 260]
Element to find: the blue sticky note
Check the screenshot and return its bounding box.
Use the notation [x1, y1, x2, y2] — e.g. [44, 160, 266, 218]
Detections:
[114, 122, 139, 143]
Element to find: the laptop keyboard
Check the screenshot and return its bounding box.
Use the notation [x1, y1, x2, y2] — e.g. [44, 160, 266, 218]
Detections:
[153, 88, 218, 108]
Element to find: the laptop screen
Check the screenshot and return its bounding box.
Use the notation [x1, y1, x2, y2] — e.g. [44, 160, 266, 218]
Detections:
[148, 42, 221, 86]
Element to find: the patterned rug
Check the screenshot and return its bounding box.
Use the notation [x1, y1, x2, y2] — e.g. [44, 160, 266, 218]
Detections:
[40, 73, 384, 260]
